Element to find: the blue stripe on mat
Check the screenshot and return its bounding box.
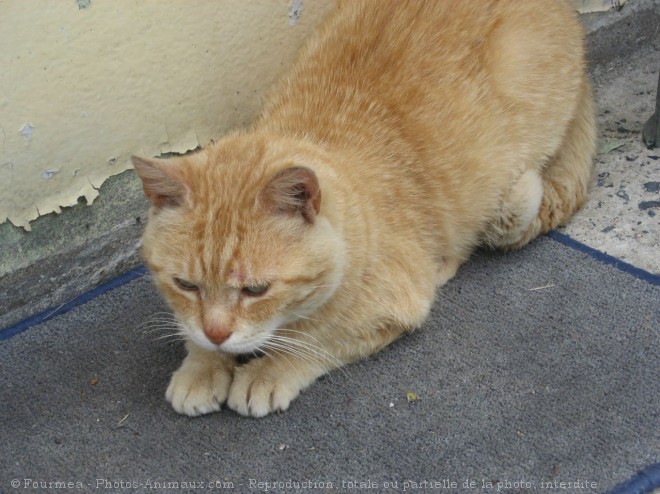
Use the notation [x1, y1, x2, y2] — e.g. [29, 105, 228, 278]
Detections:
[606, 463, 660, 494]
[0, 265, 148, 342]
[1, 232, 657, 341]
[548, 231, 660, 286]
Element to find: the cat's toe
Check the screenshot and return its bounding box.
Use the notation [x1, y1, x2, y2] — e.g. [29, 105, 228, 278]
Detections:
[227, 363, 300, 418]
[165, 363, 232, 417]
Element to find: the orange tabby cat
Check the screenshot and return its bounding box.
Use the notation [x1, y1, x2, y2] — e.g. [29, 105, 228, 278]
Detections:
[133, 0, 595, 417]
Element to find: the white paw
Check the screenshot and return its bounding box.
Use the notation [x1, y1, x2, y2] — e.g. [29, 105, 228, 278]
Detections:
[226, 359, 303, 418]
[165, 357, 233, 417]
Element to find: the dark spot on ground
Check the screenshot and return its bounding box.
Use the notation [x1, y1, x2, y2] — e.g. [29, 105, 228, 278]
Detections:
[639, 201, 660, 210]
[616, 189, 630, 203]
[643, 182, 660, 193]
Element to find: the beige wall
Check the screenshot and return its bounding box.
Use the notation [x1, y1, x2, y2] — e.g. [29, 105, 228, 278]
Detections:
[0, 0, 334, 230]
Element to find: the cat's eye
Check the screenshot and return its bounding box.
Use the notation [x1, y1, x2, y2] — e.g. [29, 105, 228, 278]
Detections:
[174, 277, 198, 292]
[242, 284, 270, 297]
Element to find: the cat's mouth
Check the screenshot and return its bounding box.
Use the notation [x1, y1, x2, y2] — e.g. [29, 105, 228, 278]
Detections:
[208, 327, 276, 356]
[215, 339, 261, 356]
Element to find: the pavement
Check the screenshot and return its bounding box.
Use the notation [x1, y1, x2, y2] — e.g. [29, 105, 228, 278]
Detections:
[565, 0, 660, 274]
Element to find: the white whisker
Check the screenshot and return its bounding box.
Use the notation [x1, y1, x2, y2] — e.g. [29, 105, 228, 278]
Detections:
[142, 325, 180, 335]
[258, 343, 301, 378]
[134, 311, 188, 344]
[134, 311, 177, 326]
[310, 284, 341, 289]
[154, 333, 187, 343]
[276, 328, 333, 354]
[267, 332, 350, 379]
[292, 312, 325, 323]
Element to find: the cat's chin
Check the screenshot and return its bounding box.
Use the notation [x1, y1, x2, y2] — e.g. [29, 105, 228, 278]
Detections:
[187, 334, 263, 355]
[218, 339, 264, 355]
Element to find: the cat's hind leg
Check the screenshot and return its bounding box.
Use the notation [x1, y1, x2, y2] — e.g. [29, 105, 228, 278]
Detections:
[487, 77, 596, 250]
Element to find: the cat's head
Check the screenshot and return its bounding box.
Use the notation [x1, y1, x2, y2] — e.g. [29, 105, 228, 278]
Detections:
[133, 136, 344, 354]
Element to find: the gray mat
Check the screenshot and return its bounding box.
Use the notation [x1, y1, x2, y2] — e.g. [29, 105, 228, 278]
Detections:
[1, 237, 658, 493]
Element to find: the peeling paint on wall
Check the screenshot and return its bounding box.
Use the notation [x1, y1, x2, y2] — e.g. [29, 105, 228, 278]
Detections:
[40, 169, 59, 180]
[0, 0, 334, 231]
[289, 0, 304, 26]
[19, 123, 34, 141]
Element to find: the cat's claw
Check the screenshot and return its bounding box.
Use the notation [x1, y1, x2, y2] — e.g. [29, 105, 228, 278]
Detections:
[227, 359, 303, 418]
[165, 357, 233, 417]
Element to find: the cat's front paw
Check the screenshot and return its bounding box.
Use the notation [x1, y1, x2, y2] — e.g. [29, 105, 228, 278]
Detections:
[166, 350, 234, 417]
[226, 357, 317, 418]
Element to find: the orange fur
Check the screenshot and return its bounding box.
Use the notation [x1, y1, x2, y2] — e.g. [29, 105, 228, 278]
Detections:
[133, 0, 595, 417]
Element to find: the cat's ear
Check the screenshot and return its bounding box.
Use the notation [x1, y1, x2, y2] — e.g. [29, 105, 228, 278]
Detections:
[131, 156, 189, 209]
[260, 166, 321, 224]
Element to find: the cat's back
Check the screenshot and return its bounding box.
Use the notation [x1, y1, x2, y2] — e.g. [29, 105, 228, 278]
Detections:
[299, 0, 584, 91]
[260, 0, 585, 158]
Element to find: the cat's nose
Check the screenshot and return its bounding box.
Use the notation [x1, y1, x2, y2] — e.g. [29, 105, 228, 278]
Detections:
[204, 325, 232, 345]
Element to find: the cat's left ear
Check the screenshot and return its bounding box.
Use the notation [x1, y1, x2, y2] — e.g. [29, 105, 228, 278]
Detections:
[260, 166, 321, 224]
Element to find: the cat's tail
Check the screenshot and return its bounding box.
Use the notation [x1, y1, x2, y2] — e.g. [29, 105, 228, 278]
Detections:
[527, 77, 597, 243]
[487, 76, 597, 250]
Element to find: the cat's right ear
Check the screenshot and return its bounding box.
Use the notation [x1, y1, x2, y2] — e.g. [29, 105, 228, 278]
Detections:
[131, 156, 189, 209]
